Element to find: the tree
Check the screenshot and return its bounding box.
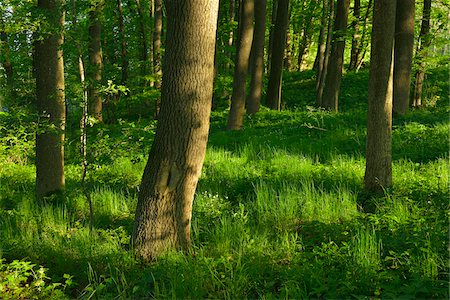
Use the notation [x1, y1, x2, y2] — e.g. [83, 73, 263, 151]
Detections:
[393, 0, 415, 115]
[227, 0, 254, 130]
[116, 0, 128, 84]
[321, 0, 350, 112]
[0, 9, 14, 96]
[412, 0, 431, 108]
[246, 0, 267, 115]
[348, 0, 360, 70]
[266, 0, 290, 111]
[153, 0, 163, 87]
[133, 0, 219, 261]
[364, 0, 396, 192]
[88, 0, 104, 122]
[34, 0, 66, 199]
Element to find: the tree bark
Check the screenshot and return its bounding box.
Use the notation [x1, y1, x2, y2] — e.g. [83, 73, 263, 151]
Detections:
[314, 0, 328, 72]
[364, 0, 396, 192]
[412, 0, 431, 108]
[227, 0, 254, 130]
[153, 0, 163, 86]
[316, 0, 334, 106]
[355, 0, 372, 70]
[348, 0, 360, 70]
[133, 0, 219, 261]
[135, 0, 150, 78]
[88, 0, 104, 122]
[267, 0, 278, 73]
[35, 0, 66, 199]
[246, 0, 266, 115]
[392, 0, 415, 115]
[321, 0, 350, 112]
[116, 0, 128, 84]
[266, 0, 290, 111]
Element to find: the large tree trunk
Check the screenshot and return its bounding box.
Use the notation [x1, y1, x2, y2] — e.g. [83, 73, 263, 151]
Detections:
[88, 0, 104, 122]
[246, 0, 267, 115]
[316, 0, 334, 106]
[35, 0, 66, 199]
[153, 0, 163, 87]
[133, 0, 219, 261]
[116, 0, 128, 84]
[266, 0, 290, 111]
[321, 0, 350, 112]
[392, 0, 415, 115]
[364, 0, 396, 192]
[412, 0, 431, 108]
[348, 0, 360, 70]
[227, 0, 254, 130]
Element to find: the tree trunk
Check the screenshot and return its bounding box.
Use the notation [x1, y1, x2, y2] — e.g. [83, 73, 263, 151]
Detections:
[314, 0, 328, 72]
[227, 0, 254, 130]
[246, 0, 267, 115]
[116, 0, 128, 84]
[267, 0, 278, 73]
[348, 0, 360, 70]
[135, 0, 150, 78]
[88, 0, 104, 122]
[133, 0, 219, 261]
[153, 0, 163, 86]
[0, 12, 13, 94]
[392, 0, 415, 115]
[35, 0, 66, 199]
[266, 0, 290, 111]
[364, 0, 396, 192]
[355, 0, 372, 71]
[412, 0, 431, 108]
[316, 0, 334, 106]
[321, 0, 350, 112]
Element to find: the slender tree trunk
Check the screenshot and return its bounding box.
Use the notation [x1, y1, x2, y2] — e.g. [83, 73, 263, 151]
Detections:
[364, 0, 396, 192]
[117, 0, 128, 84]
[135, 0, 150, 78]
[267, 0, 278, 73]
[392, 0, 415, 115]
[284, 8, 292, 71]
[88, 0, 104, 122]
[412, 0, 431, 108]
[0, 13, 13, 93]
[153, 0, 163, 86]
[355, 0, 372, 70]
[227, 0, 254, 130]
[35, 0, 66, 199]
[348, 0, 360, 70]
[266, 0, 290, 111]
[133, 0, 219, 261]
[246, 0, 267, 115]
[316, 0, 334, 106]
[321, 0, 350, 112]
[314, 0, 328, 73]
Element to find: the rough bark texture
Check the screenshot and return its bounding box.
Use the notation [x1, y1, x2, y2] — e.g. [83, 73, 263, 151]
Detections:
[246, 0, 266, 115]
[349, 0, 360, 70]
[35, 0, 66, 199]
[88, 0, 104, 122]
[117, 0, 128, 84]
[364, 0, 396, 192]
[227, 0, 254, 130]
[266, 0, 289, 111]
[133, 0, 219, 261]
[321, 0, 350, 112]
[412, 0, 431, 108]
[393, 0, 415, 115]
[316, 0, 334, 106]
[153, 0, 163, 86]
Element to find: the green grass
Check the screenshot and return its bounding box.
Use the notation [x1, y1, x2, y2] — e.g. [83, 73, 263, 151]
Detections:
[0, 67, 448, 299]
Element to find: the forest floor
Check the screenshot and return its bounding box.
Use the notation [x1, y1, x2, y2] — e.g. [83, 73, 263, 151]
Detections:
[0, 67, 449, 299]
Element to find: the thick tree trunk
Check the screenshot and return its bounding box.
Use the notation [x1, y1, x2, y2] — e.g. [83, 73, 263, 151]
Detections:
[392, 0, 415, 115]
[153, 0, 163, 86]
[266, 0, 290, 111]
[246, 0, 267, 115]
[88, 0, 104, 122]
[35, 0, 66, 199]
[316, 0, 334, 106]
[348, 0, 360, 70]
[364, 0, 396, 192]
[117, 0, 128, 84]
[412, 0, 431, 108]
[227, 0, 254, 130]
[321, 0, 350, 112]
[133, 0, 219, 261]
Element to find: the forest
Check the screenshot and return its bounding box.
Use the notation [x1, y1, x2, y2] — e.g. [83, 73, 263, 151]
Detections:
[0, 0, 449, 298]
